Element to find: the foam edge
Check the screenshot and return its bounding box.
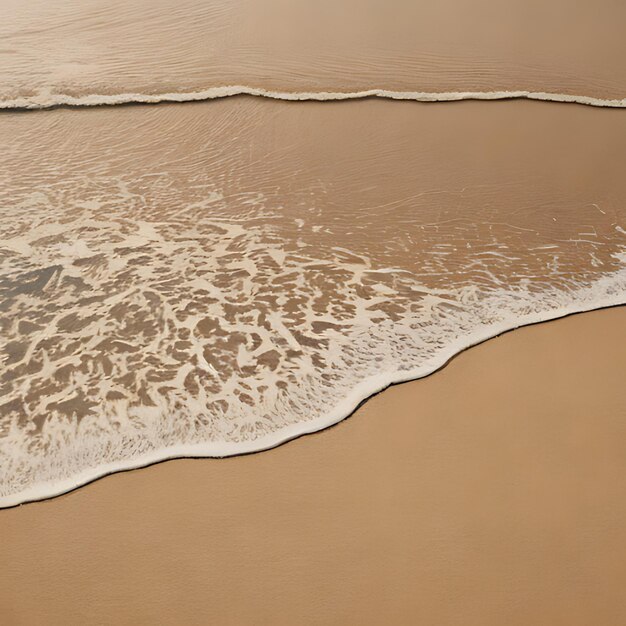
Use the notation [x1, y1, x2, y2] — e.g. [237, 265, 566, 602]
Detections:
[2, 294, 624, 509]
[2, 87, 626, 110]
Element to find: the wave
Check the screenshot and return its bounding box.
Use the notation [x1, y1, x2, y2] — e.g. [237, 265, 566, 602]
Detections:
[1, 276, 625, 509]
[1, 95, 625, 508]
[3, 86, 626, 111]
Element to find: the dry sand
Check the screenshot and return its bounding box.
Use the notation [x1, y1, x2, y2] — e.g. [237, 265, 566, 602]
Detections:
[1, 306, 625, 626]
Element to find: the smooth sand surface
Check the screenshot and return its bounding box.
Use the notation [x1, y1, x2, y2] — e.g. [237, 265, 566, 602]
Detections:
[1, 306, 625, 625]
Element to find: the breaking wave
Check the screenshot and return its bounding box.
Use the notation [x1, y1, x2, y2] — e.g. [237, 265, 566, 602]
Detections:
[2, 87, 626, 111]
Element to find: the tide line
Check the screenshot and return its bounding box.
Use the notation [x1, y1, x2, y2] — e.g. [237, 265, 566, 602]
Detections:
[2, 86, 626, 110]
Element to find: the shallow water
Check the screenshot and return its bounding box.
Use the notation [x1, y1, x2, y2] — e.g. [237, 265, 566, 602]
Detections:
[2, 0, 626, 107]
[1, 97, 625, 506]
[1, 0, 626, 506]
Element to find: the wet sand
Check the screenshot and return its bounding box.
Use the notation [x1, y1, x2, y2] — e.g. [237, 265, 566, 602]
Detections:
[2, 0, 625, 106]
[1, 306, 625, 626]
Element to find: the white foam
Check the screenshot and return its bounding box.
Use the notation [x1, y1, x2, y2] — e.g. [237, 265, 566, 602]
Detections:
[2, 271, 624, 509]
[2, 96, 625, 508]
[2, 87, 626, 110]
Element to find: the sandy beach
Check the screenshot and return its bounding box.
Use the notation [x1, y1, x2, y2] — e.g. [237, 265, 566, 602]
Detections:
[1, 1, 625, 622]
[2, 306, 625, 625]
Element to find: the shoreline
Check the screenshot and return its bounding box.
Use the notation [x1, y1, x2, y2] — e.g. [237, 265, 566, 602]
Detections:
[2, 306, 625, 625]
[3, 286, 624, 509]
[2, 95, 625, 509]
[3, 87, 626, 112]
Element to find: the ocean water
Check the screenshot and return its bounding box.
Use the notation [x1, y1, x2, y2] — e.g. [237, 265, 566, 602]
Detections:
[2, 0, 626, 108]
[1, 2, 625, 507]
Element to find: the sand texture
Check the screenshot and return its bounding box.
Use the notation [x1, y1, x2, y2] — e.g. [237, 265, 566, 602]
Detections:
[1, 1, 626, 621]
[1, 307, 625, 626]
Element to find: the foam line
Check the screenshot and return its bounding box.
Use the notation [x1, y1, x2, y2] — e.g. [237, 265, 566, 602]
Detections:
[2, 87, 626, 110]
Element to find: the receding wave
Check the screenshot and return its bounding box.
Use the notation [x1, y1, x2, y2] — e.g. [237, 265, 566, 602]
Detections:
[1, 97, 624, 507]
[3, 87, 626, 111]
[3, 279, 624, 509]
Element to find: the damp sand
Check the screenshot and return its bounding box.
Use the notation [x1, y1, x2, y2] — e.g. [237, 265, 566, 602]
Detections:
[1, 307, 625, 625]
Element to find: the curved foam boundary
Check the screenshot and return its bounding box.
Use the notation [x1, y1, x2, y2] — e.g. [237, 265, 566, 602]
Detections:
[2, 87, 626, 110]
[2, 292, 624, 509]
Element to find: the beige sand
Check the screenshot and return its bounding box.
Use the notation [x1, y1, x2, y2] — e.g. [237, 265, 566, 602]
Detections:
[2, 0, 625, 105]
[1, 306, 625, 625]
